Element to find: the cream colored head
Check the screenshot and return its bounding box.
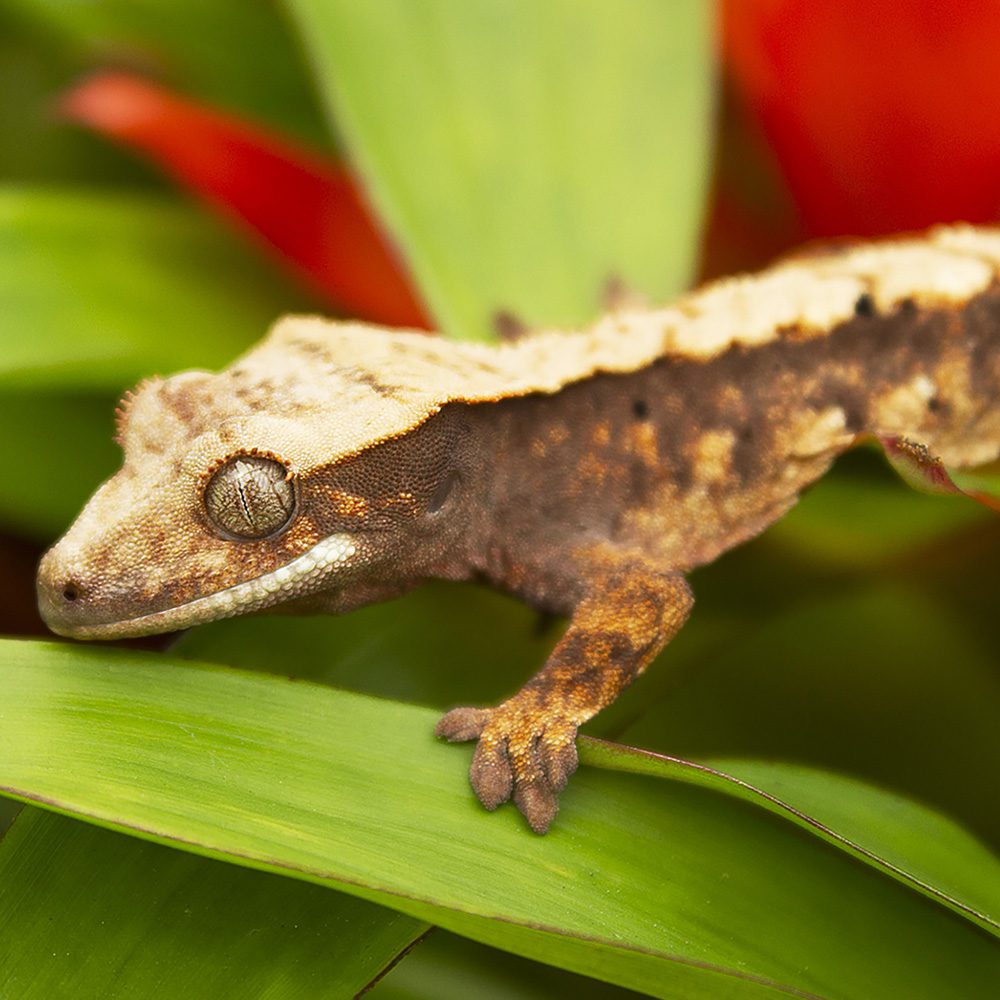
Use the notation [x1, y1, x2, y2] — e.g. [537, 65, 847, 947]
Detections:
[36, 318, 488, 639]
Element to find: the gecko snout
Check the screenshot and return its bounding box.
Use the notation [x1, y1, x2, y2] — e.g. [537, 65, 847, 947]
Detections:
[36, 546, 100, 637]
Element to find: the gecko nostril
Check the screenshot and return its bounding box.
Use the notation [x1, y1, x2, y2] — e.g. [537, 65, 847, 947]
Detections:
[62, 582, 80, 603]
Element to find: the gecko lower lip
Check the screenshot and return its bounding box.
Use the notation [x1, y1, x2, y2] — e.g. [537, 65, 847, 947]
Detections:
[38, 533, 358, 640]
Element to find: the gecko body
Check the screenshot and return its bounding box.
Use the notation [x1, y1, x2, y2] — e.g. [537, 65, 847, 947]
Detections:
[37, 225, 1000, 831]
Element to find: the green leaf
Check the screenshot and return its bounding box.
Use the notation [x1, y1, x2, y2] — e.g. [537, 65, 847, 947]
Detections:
[0, 807, 426, 998]
[0, 187, 304, 391]
[624, 579, 1000, 845]
[582, 745, 1000, 933]
[370, 929, 643, 1000]
[0, 390, 119, 538]
[286, 0, 713, 339]
[2, 640, 998, 999]
[760, 448, 993, 568]
[702, 759, 1000, 933]
[4, 0, 329, 149]
[0, 8, 154, 186]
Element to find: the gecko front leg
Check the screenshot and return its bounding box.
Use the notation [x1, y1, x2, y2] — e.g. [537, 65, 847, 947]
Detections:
[436, 549, 693, 833]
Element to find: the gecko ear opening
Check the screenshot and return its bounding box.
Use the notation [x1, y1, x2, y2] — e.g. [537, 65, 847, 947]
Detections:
[204, 455, 296, 539]
[426, 471, 460, 515]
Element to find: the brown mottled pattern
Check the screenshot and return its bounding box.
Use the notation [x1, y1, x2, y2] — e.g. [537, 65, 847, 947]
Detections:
[36, 225, 1000, 833]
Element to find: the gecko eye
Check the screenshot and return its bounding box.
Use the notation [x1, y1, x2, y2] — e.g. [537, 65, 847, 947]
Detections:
[204, 456, 295, 539]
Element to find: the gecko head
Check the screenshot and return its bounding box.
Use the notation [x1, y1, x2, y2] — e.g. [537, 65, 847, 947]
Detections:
[37, 339, 476, 640]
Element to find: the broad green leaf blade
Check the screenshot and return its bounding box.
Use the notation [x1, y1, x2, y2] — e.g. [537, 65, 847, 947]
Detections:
[2, 641, 998, 999]
[287, 0, 713, 340]
[581, 744, 1000, 933]
[0, 800, 19, 838]
[705, 759, 1000, 934]
[0, 807, 426, 999]
[0, 187, 304, 390]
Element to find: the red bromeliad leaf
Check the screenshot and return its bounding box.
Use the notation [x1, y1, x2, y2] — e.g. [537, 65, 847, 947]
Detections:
[723, 0, 1000, 238]
[878, 436, 1000, 512]
[60, 72, 429, 328]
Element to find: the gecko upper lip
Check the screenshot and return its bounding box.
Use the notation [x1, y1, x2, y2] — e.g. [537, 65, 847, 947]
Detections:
[37, 531, 359, 640]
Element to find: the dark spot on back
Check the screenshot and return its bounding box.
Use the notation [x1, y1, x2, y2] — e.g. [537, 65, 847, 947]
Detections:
[730, 430, 760, 485]
[350, 368, 407, 398]
[632, 399, 649, 420]
[837, 388, 868, 433]
[493, 310, 529, 342]
[289, 337, 327, 357]
[854, 292, 876, 318]
[927, 395, 951, 419]
[603, 274, 633, 311]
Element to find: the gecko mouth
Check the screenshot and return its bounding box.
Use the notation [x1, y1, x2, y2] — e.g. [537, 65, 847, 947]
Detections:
[38, 533, 357, 640]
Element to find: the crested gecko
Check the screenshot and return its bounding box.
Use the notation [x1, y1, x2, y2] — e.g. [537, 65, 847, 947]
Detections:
[37, 225, 1000, 833]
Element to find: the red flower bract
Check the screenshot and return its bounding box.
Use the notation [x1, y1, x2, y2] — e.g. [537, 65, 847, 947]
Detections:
[61, 72, 430, 328]
[725, 0, 1000, 236]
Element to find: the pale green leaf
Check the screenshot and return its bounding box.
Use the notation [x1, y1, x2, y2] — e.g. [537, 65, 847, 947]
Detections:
[286, 0, 713, 339]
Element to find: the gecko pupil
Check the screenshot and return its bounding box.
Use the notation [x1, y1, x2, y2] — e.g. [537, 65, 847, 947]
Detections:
[204, 455, 295, 539]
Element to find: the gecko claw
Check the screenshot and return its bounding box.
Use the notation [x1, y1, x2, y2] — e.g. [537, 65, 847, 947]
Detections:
[513, 781, 559, 834]
[436, 700, 579, 832]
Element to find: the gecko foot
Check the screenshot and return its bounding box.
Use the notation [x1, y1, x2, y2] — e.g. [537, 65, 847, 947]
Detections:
[436, 699, 579, 833]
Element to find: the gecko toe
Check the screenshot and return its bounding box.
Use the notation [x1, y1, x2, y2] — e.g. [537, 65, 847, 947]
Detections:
[469, 736, 514, 809]
[541, 737, 579, 793]
[513, 780, 559, 834]
[438, 700, 579, 831]
[435, 706, 489, 742]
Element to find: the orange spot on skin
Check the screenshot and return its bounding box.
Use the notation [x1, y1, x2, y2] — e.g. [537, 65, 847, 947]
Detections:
[330, 489, 369, 518]
[629, 422, 659, 465]
[692, 429, 736, 483]
[576, 452, 609, 485]
[591, 422, 612, 447]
